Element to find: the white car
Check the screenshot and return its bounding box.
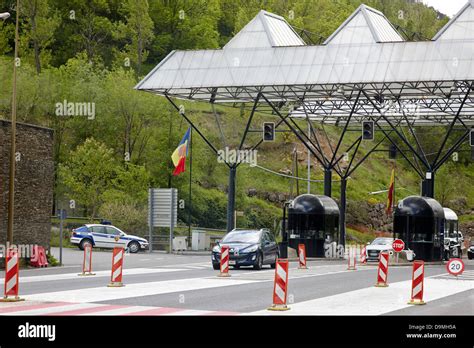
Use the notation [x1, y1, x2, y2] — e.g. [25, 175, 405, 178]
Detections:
[365, 237, 394, 261]
[70, 224, 149, 253]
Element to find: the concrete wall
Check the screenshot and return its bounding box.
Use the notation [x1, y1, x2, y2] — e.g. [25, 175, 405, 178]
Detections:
[0, 120, 54, 248]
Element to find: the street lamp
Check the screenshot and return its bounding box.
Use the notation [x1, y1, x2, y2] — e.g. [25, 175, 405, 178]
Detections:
[6, 1, 19, 246]
[0, 12, 10, 20]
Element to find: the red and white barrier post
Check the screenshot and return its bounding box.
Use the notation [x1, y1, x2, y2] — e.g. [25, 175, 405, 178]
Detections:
[298, 244, 307, 269]
[0, 248, 24, 302]
[375, 251, 389, 287]
[347, 246, 357, 270]
[359, 246, 367, 264]
[268, 259, 290, 311]
[78, 245, 95, 276]
[408, 260, 425, 305]
[108, 247, 125, 287]
[217, 245, 231, 277]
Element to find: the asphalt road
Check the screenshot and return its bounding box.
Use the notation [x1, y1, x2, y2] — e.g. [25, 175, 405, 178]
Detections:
[0, 247, 472, 316]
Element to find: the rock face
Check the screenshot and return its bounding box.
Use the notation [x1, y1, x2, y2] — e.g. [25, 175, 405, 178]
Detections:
[344, 201, 393, 232]
[0, 120, 54, 249]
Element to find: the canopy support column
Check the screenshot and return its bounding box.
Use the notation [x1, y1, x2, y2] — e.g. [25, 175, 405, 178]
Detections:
[227, 165, 237, 232]
[324, 168, 332, 197]
[339, 177, 347, 248]
[421, 172, 435, 198]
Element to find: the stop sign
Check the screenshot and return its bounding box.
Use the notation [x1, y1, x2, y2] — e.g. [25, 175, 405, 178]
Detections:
[392, 239, 405, 253]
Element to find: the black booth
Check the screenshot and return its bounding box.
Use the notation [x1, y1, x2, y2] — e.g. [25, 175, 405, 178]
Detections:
[393, 196, 445, 261]
[281, 194, 340, 258]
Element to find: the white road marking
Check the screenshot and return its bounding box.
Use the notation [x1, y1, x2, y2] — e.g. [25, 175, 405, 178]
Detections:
[249, 278, 474, 315]
[24, 277, 261, 303]
[0, 301, 236, 316]
[7, 303, 99, 316]
[0, 268, 186, 284]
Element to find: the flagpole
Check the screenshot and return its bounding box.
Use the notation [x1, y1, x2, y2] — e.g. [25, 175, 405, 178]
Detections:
[392, 163, 396, 212]
[187, 128, 193, 249]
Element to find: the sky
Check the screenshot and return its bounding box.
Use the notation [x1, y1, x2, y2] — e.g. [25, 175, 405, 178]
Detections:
[422, 0, 467, 17]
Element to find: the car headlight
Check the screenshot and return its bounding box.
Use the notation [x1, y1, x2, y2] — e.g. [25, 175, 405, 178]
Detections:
[244, 245, 258, 253]
[212, 245, 221, 253]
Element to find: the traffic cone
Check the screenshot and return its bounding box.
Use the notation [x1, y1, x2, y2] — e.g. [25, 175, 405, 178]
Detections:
[267, 259, 290, 311]
[108, 247, 125, 287]
[0, 248, 24, 302]
[78, 245, 95, 276]
[217, 245, 231, 277]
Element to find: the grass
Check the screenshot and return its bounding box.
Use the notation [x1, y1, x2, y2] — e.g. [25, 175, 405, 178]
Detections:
[50, 227, 75, 248]
[346, 227, 377, 245]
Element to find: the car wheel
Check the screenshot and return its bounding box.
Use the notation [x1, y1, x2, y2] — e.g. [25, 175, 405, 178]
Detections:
[270, 253, 279, 269]
[253, 252, 263, 270]
[128, 241, 140, 253]
[212, 263, 220, 270]
[468, 254, 473, 260]
[79, 239, 92, 251]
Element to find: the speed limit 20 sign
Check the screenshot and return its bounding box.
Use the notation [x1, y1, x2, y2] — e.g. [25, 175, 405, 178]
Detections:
[447, 258, 465, 276]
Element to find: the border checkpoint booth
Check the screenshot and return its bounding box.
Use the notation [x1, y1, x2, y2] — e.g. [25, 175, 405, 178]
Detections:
[393, 196, 445, 262]
[281, 194, 340, 258]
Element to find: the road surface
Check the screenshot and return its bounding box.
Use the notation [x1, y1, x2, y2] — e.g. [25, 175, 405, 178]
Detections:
[0, 247, 472, 316]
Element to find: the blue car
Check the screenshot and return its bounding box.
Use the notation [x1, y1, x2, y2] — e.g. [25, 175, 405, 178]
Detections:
[70, 224, 149, 253]
[212, 229, 279, 270]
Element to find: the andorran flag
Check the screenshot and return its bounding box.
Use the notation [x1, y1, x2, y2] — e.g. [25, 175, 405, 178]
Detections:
[171, 128, 191, 176]
[386, 168, 395, 215]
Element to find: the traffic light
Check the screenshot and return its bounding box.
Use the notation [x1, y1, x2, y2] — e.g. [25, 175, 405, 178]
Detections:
[263, 122, 275, 142]
[389, 144, 397, 159]
[470, 129, 474, 147]
[362, 121, 374, 140]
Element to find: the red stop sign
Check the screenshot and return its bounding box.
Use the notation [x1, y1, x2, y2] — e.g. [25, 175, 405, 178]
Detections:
[392, 239, 405, 253]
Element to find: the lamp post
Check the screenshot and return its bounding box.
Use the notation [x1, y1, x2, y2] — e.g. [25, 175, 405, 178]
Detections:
[6, 0, 19, 245]
[0, 12, 10, 19]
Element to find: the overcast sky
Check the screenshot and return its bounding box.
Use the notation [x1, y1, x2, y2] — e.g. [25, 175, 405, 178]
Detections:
[422, 0, 467, 17]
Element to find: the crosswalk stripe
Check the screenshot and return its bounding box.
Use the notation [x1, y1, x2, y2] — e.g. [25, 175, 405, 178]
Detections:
[248, 277, 473, 316]
[0, 268, 186, 284]
[0, 301, 237, 316]
[23, 277, 261, 304]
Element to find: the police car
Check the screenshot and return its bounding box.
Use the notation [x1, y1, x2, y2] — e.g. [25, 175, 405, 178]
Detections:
[70, 224, 149, 253]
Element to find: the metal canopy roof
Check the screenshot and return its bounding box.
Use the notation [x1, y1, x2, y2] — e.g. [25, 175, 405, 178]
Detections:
[136, 2, 474, 125]
[224, 10, 306, 49]
[324, 4, 404, 44]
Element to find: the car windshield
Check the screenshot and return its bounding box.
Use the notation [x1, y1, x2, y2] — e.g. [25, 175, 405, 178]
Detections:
[371, 238, 393, 245]
[222, 231, 261, 244]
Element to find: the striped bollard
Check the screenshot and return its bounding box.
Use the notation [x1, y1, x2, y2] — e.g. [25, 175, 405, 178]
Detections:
[408, 260, 426, 305]
[267, 259, 290, 311]
[108, 247, 125, 287]
[217, 245, 231, 277]
[360, 246, 367, 264]
[0, 248, 24, 302]
[78, 245, 95, 276]
[298, 244, 307, 269]
[347, 246, 357, 270]
[375, 251, 389, 287]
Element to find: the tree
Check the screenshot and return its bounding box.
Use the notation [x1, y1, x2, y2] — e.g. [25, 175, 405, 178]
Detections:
[118, 0, 154, 75]
[20, 0, 60, 73]
[59, 138, 117, 219]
